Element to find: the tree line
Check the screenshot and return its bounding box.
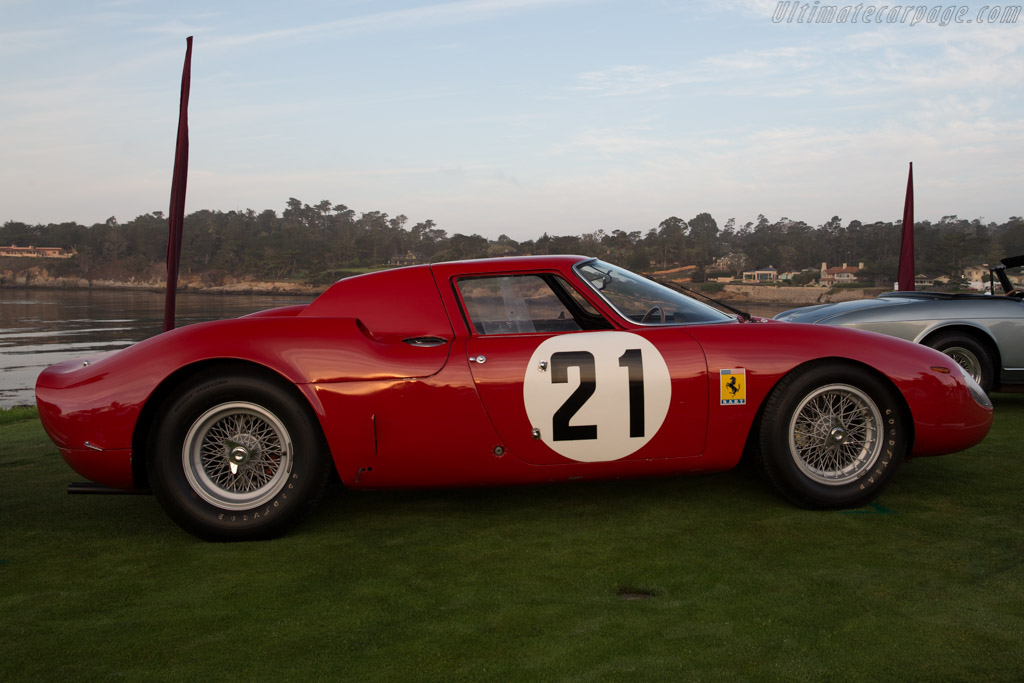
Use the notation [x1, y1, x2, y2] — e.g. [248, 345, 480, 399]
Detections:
[2, 197, 1023, 287]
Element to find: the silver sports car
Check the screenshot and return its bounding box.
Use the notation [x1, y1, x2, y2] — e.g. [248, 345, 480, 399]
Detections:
[776, 255, 1024, 394]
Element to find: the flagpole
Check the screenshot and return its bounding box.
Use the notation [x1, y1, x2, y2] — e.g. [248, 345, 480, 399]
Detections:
[896, 162, 914, 291]
[164, 36, 193, 332]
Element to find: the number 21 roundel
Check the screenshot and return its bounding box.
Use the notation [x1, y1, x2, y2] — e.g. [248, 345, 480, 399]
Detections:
[523, 331, 671, 462]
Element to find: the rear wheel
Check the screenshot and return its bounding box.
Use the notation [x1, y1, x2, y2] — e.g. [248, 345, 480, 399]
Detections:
[148, 373, 331, 541]
[758, 363, 907, 509]
[926, 331, 994, 394]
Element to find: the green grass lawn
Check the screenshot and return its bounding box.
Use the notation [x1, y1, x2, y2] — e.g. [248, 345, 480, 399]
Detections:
[2, 397, 1023, 681]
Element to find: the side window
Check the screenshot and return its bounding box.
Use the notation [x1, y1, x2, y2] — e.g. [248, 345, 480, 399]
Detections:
[459, 275, 592, 335]
[563, 281, 602, 317]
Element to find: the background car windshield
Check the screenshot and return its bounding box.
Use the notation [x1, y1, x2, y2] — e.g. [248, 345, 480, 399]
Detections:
[575, 260, 732, 325]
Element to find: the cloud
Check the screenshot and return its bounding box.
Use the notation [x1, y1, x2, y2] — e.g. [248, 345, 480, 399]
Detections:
[573, 65, 707, 97]
[574, 17, 1024, 103]
[0, 28, 67, 54]
[209, 0, 588, 49]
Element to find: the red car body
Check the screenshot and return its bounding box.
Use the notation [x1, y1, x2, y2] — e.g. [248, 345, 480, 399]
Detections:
[37, 255, 992, 540]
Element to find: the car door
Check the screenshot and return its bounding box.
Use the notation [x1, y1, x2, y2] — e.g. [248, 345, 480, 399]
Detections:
[454, 272, 709, 466]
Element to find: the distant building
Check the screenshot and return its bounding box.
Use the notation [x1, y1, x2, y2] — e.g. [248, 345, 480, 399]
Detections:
[742, 266, 778, 282]
[0, 245, 76, 258]
[962, 265, 988, 282]
[778, 268, 817, 283]
[963, 265, 989, 291]
[820, 261, 863, 286]
[387, 251, 426, 266]
[711, 253, 747, 273]
[962, 264, 1024, 291]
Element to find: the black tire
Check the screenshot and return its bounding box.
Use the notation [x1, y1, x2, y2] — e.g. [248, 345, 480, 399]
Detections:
[926, 331, 994, 394]
[148, 373, 332, 541]
[757, 363, 907, 509]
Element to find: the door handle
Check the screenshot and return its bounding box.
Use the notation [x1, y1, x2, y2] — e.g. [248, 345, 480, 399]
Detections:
[469, 355, 487, 364]
[402, 336, 449, 347]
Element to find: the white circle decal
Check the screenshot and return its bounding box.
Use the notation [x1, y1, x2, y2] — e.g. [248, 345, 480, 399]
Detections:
[523, 331, 671, 462]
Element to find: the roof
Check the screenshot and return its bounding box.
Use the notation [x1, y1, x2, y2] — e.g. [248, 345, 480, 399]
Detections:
[429, 254, 589, 269]
[825, 265, 859, 275]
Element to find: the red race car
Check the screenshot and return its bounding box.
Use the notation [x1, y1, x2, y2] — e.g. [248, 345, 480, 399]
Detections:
[36, 256, 993, 541]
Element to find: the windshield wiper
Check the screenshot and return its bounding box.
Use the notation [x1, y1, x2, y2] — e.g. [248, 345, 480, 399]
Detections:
[652, 278, 751, 321]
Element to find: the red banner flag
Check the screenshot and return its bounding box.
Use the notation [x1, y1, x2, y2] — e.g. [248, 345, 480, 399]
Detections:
[897, 162, 915, 291]
[164, 36, 193, 332]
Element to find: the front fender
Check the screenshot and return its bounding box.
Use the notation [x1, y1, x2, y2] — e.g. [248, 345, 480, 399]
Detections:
[688, 323, 992, 459]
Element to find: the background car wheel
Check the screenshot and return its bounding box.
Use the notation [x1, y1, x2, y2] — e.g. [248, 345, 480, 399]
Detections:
[925, 331, 994, 394]
[148, 373, 331, 541]
[757, 363, 907, 509]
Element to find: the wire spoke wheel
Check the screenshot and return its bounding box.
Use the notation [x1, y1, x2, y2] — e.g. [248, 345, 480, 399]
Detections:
[183, 401, 293, 510]
[928, 331, 994, 394]
[942, 346, 982, 384]
[788, 384, 882, 486]
[150, 373, 331, 541]
[759, 364, 905, 508]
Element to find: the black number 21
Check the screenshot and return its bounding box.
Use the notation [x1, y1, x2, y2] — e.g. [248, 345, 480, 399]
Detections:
[550, 349, 645, 441]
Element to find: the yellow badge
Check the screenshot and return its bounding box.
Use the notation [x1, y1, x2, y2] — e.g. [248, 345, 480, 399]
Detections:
[720, 368, 746, 405]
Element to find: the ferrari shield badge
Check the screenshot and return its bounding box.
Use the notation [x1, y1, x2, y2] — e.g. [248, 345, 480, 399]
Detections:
[720, 368, 746, 405]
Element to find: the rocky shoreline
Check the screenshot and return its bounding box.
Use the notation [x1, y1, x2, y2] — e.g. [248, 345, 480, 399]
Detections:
[2, 263, 881, 304]
[0, 267, 324, 297]
[718, 283, 882, 305]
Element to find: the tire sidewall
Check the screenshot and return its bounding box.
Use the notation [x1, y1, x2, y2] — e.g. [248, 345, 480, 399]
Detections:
[760, 365, 906, 509]
[149, 374, 328, 541]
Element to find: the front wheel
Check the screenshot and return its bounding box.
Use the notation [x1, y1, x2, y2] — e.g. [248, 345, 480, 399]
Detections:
[148, 373, 331, 541]
[757, 364, 907, 509]
[926, 331, 994, 394]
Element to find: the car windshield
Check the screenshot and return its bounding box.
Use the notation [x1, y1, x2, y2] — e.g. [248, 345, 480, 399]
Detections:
[574, 259, 733, 325]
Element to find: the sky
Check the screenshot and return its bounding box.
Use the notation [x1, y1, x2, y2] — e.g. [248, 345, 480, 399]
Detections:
[2, 0, 1023, 241]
